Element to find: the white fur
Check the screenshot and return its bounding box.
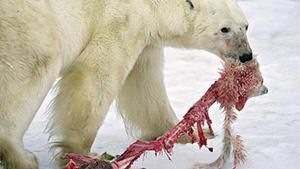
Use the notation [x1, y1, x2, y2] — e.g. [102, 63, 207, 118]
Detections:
[0, 0, 249, 168]
[117, 45, 179, 140]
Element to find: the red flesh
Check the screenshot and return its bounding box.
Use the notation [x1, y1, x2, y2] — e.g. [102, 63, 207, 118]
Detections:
[64, 59, 263, 169]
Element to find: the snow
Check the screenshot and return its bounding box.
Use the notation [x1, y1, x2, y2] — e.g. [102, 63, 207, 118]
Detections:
[24, 0, 300, 168]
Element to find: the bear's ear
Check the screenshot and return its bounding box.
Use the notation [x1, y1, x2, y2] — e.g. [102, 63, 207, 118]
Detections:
[186, 0, 194, 10]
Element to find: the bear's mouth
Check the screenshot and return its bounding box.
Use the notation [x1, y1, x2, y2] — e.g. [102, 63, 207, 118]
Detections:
[217, 51, 239, 63]
[223, 53, 254, 64]
[224, 53, 239, 62]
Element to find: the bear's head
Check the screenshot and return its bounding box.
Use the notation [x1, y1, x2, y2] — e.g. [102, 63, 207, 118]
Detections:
[164, 0, 252, 63]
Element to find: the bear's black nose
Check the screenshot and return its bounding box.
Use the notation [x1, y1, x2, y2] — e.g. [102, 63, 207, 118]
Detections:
[239, 52, 253, 63]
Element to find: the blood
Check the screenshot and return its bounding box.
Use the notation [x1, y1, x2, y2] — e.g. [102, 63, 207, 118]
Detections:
[64, 59, 263, 169]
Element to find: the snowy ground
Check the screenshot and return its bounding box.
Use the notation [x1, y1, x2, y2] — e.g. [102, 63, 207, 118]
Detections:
[24, 0, 300, 169]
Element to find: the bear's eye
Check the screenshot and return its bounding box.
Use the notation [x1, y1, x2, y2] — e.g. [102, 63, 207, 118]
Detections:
[186, 0, 194, 10]
[245, 25, 249, 31]
[221, 27, 230, 33]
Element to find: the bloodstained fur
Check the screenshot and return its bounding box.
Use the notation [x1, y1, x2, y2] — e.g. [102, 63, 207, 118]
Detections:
[64, 59, 263, 169]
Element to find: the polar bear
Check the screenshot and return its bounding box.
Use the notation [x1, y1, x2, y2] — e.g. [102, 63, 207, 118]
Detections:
[0, 0, 252, 168]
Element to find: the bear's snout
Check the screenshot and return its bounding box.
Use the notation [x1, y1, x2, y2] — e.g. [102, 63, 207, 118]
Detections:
[239, 52, 253, 63]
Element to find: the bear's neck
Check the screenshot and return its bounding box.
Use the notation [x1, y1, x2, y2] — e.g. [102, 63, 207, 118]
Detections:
[129, 0, 191, 46]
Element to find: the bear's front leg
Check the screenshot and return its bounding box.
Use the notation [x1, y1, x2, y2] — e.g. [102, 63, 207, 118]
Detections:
[117, 45, 214, 144]
[48, 37, 140, 167]
[117, 45, 180, 141]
